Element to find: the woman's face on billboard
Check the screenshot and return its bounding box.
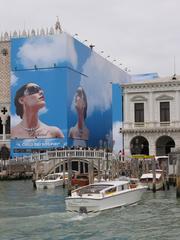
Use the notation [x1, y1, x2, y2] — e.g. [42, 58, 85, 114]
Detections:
[75, 94, 85, 110]
[19, 83, 45, 110]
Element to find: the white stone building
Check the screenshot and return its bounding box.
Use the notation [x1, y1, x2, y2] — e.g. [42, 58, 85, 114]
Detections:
[122, 75, 180, 157]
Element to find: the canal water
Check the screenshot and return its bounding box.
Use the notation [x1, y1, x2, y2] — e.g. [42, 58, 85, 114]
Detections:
[0, 180, 180, 240]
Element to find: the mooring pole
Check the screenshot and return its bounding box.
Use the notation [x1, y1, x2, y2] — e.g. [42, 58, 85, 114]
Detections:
[67, 153, 72, 196]
[32, 168, 37, 189]
[97, 159, 101, 182]
[166, 155, 170, 190]
[63, 159, 66, 188]
[32, 157, 38, 189]
[152, 156, 156, 193]
[176, 151, 180, 198]
[173, 157, 176, 187]
[161, 160, 165, 191]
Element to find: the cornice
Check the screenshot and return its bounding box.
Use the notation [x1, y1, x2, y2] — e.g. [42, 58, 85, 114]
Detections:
[122, 127, 180, 134]
[122, 79, 180, 91]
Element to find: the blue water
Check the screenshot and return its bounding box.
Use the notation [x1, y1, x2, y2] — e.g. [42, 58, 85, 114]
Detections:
[0, 180, 180, 240]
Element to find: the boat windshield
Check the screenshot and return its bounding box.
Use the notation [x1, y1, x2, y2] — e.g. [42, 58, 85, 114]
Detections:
[44, 174, 62, 180]
[77, 184, 114, 195]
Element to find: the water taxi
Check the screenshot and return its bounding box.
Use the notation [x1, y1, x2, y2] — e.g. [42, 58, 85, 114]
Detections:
[140, 170, 164, 190]
[65, 180, 147, 213]
[36, 172, 68, 190]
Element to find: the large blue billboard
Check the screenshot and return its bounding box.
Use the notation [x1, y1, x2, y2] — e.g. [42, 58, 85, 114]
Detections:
[67, 69, 112, 149]
[112, 84, 123, 154]
[11, 33, 130, 156]
[11, 68, 68, 155]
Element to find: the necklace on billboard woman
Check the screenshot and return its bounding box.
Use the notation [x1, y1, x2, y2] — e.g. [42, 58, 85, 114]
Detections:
[77, 127, 84, 138]
[20, 124, 39, 137]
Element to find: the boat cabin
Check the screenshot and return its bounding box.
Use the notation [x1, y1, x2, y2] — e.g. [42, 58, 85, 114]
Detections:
[71, 181, 130, 198]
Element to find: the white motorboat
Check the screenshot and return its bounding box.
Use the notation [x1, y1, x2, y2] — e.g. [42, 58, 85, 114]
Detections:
[140, 170, 164, 190]
[65, 180, 147, 213]
[36, 172, 68, 190]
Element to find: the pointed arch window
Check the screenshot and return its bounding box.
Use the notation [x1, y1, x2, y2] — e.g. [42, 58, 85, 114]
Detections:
[0, 118, 3, 134]
[5, 116, 10, 134]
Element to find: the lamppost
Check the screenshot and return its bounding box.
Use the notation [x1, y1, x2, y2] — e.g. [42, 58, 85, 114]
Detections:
[119, 127, 124, 161]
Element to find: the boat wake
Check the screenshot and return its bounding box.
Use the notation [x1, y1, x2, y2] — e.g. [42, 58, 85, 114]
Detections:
[67, 211, 101, 222]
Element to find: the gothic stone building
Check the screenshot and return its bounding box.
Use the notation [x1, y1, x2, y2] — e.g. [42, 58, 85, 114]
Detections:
[0, 24, 62, 154]
[122, 75, 180, 158]
[0, 38, 10, 149]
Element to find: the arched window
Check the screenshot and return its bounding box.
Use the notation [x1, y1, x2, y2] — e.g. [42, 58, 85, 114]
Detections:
[130, 136, 149, 155]
[0, 117, 3, 134]
[5, 116, 10, 134]
[156, 136, 175, 156]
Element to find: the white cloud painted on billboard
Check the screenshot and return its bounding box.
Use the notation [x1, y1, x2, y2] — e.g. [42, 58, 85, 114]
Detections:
[79, 52, 128, 117]
[11, 107, 48, 127]
[11, 114, 21, 127]
[11, 72, 18, 86]
[113, 121, 122, 154]
[17, 34, 77, 68]
[39, 106, 48, 115]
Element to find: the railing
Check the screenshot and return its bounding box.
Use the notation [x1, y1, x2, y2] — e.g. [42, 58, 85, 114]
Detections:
[10, 149, 112, 164]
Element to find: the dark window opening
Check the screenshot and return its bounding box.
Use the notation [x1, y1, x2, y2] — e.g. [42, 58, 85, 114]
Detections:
[134, 103, 144, 122]
[0, 118, 3, 134]
[5, 116, 10, 134]
[160, 102, 170, 122]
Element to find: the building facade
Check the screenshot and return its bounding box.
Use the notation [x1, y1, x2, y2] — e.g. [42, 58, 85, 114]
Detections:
[0, 40, 10, 148]
[0, 22, 129, 157]
[0, 24, 62, 152]
[122, 75, 180, 157]
[1, 23, 179, 158]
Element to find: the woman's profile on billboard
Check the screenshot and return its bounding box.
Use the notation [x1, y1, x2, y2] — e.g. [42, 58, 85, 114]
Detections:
[69, 87, 89, 147]
[11, 83, 64, 139]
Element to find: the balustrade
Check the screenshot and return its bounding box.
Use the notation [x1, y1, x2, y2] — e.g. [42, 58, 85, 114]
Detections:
[9, 149, 110, 165]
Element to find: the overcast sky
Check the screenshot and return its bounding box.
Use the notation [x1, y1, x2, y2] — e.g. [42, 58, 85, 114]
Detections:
[0, 0, 179, 77]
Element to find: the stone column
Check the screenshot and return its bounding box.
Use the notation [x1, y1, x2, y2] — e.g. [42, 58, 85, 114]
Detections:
[124, 134, 131, 158]
[83, 162, 86, 173]
[78, 160, 81, 173]
[176, 91, 180, 126]
[123, 92, 128, 123]
[148, 134, 156, 156]
[2, 117, 7, 141]
[149, 92, 154, 127]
